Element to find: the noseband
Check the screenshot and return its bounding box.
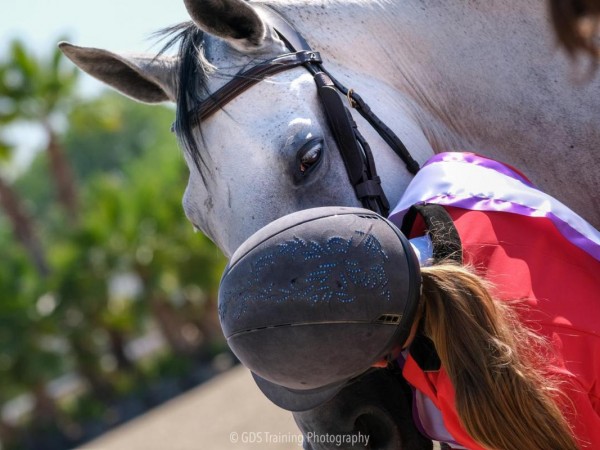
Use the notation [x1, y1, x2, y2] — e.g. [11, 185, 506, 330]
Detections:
[183, 5, 420, 217]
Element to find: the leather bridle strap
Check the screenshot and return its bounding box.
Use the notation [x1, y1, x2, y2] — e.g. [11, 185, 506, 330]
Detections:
[313, 72, 390, 215]
[321, 71, 421, 176]
[192, 50, 323, 121]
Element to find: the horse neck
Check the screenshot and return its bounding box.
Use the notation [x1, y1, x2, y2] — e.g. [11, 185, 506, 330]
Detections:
[266, 1, 413, 89]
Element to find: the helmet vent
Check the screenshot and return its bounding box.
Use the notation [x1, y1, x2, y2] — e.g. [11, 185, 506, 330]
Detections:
[375, 314, 401, 324]
[357, 214, 380, 220]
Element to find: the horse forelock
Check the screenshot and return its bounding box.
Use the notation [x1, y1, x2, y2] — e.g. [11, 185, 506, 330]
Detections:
[152, 22, 291, 186]
[154, 22, 214, 184]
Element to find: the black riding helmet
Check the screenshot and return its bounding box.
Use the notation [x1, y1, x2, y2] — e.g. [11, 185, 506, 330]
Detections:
[218, 207, 421, 412]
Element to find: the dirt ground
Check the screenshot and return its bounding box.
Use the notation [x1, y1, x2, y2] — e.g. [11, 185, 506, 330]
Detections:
[78, 365, 441, 450]
[78, 366, 301, 450]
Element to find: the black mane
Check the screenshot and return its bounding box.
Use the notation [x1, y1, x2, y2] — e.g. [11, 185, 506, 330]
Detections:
[154, 23, 212, 180]
[153, 23, 282, 182]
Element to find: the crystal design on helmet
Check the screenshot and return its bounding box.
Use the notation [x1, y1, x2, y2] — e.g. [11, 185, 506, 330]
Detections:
[220, 231, 391, 322]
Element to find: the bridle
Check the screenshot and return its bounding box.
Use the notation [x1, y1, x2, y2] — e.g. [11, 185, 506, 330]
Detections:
[183, 5, 420, 217]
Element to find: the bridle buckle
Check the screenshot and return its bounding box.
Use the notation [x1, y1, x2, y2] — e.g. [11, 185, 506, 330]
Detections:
[346, 88, 357, 109]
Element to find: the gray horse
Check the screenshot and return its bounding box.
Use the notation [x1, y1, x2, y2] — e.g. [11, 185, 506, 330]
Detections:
[60, 0, 600, 448]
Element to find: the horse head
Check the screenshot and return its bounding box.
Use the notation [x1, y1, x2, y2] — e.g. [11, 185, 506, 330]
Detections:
[59, 0, 430, 257]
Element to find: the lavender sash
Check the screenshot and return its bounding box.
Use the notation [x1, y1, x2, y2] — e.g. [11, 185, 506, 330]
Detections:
[389, 152, 600, 262]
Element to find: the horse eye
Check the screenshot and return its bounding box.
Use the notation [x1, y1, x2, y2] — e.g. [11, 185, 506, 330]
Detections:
[299, 141, 323, 174]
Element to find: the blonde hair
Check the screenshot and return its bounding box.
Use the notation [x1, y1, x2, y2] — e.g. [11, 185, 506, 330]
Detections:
[419, 264, 578, 450]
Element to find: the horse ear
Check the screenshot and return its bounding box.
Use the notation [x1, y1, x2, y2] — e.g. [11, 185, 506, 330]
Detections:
[183, 0, 266, 52]
[58, 42, 177, 103]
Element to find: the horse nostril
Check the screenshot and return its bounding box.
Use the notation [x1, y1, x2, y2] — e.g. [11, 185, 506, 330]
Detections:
[354, 413, 394, 449]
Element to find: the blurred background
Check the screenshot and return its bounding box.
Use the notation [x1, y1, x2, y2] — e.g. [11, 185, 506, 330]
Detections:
[0, 2, 239, 449]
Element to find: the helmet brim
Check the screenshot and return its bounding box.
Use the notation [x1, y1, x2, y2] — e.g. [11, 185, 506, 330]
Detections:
[251, 371, 345, 412]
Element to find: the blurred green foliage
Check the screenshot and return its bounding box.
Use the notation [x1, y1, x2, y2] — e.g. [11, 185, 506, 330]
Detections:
[0, 39, 228, 450]
[0, 37, 78, 124]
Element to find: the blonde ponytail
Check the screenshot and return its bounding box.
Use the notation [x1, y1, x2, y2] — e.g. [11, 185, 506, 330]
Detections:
[419, 264, 578, 450]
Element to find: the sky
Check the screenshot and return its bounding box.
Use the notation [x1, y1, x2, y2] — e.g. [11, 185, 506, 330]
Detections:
[1, 0, 189, 95]
[1, 0, 189, 169]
